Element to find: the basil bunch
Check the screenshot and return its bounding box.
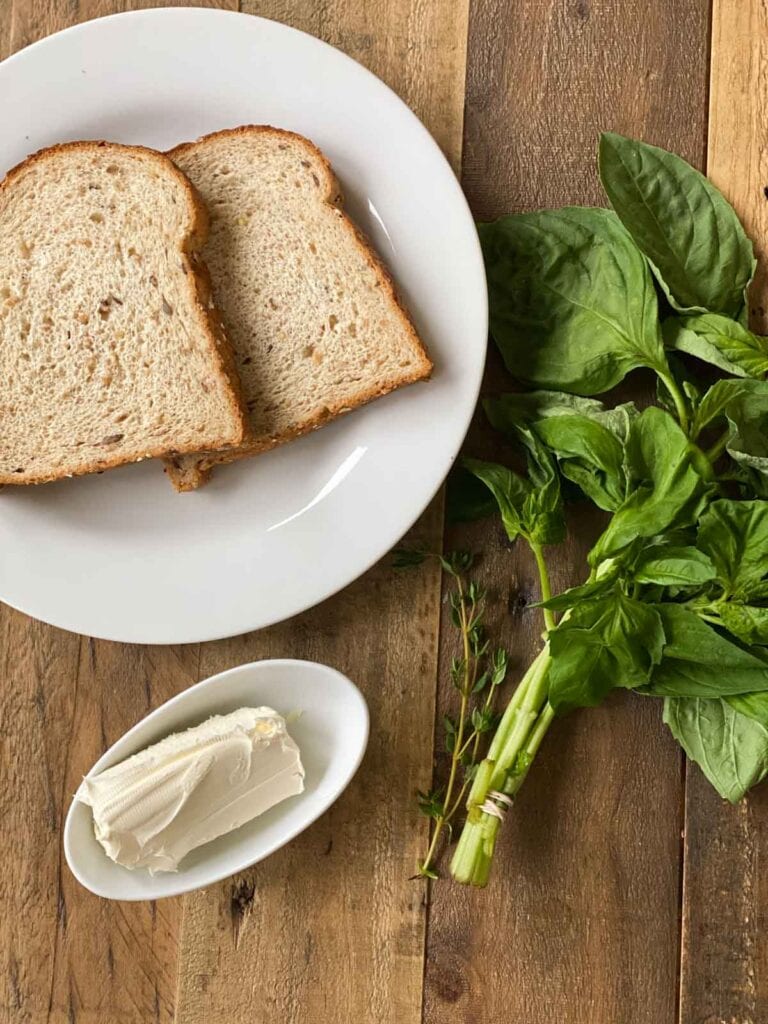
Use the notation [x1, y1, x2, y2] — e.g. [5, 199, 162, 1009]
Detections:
[451, 135, 768, 887]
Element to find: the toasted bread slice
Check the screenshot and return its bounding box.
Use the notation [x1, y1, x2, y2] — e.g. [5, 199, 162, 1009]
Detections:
[0, 141, 247, 485]
[164, 126, 432, 490]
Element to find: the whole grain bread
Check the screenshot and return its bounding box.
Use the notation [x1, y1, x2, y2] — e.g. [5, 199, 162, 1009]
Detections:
[165, 126, 432, 490]
[0, 140, 248, 485]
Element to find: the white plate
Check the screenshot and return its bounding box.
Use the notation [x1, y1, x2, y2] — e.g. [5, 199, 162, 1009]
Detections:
[64, 659, 369, 900]
[0, 8, 486, 643]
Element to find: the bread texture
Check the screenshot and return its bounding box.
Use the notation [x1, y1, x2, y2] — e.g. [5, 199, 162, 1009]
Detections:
[165, 126, 432, 490]
[0, 141, 248, 485]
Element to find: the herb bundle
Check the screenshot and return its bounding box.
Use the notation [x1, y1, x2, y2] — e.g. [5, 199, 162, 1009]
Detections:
[394, 550, 509, 878]
[430, 134, 768, 886]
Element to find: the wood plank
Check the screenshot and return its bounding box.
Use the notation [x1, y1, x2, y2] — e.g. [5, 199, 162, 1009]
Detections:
[679, 3, 768, 1021]
[0, 609, 81, 1023]
[172, 3, 467, 1022]
[424, 2, 711, 1023]
[0, 4, 232, 1024]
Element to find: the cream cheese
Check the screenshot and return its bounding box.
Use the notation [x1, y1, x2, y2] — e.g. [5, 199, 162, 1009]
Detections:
[76, 706, 304, 874]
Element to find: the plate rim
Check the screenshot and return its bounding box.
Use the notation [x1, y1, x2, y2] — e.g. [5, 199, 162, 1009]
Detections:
[0, 6, 487, 644]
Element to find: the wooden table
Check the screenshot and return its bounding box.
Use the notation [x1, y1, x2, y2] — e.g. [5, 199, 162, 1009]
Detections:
[2, 1, 767, 1021]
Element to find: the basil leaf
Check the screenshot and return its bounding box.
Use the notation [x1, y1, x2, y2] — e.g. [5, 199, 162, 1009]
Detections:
[633, 546, 716, 587]
[645, 605, 768, 697]
[461, 459, 530, 542]
[463, 451, 564, 546]
[698, 499, 768, 598]
[532, 416, 627, 512]
[485, 391, 638, 442]
[691, 378, 757, 436]
[719, 604, 768, 645]
[538, 577, 618, 613]
[723, 381, 768, 485]
[479, 207, 667, 394]
[548, 591, 664, 712]
[445, 466, 497, 524]
[486, 393, 637, 511]
[590, 407, 712, 565]
[599, 133, 755, 318]
[664, 314, 768, 379]
[726, 691, 768, 728]
[664, 696, 768, 802]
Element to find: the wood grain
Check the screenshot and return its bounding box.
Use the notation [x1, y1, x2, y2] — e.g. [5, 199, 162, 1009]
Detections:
[172, 2, 468, 1020]
[0, 6, 208, 1020]
[679, 3, 768, 1021]
[424, 2, 710, 1023]
[2, 5, 221, 1024]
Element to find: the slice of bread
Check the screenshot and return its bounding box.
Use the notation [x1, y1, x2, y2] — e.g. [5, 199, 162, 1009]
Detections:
[164, 126, 432, 490]
[0, 141, 248, 486]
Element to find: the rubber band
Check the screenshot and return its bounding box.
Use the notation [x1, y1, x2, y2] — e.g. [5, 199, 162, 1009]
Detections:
[479, 789, 513, 820]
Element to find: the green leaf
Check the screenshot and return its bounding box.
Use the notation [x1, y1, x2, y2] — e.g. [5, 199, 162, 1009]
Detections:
[532, 416, 627, 512]
[725, 691, 768, 728]
[540, 557, 623, 612]
[590, 407, 713, 565]
[664, 697, 768, 802]
[392, 547, 428, 569]
[654, 354, 701, 423]
[485, 391, 638, 442]
[471, 671, 490, 694]
[633, 546, 716, 587]
[719, 604, 768, 646]
[479, 207, 667, 395]
[548, 590, 665, 712]
[446, 466, 497, 524]
[645, 605, 768, 697]
[461, 458, 530, 542]
[486, 392, 637, 512]
[723, 380, 768, 485]
[490, 648, 509, 687]
[463, 450, 565, 547]
[599, 133, 755, 318]
[698, 499, 768, 599]
[691, 378, 757, 436]
[417, 787, 446, 819]
[441, 550, 475, 576]
[664, 314, 768, 379]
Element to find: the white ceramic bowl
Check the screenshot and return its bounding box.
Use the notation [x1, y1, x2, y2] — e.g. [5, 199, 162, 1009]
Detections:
[64, 659, 369, 900]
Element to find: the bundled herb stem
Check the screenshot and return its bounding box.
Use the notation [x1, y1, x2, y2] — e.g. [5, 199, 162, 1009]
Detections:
[452, 647, 552, 885]
[395, 550, 509, 878]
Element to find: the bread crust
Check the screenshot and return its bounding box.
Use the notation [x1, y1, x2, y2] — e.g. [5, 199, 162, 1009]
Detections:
[164, 125, 432, 491]
[0, 140, 250, 486]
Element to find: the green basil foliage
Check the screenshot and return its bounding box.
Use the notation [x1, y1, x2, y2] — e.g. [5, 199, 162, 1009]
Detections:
[599, 133, 755, 318]
[632, 546, 716, 588]
[723, 382, 768, 487]
[463, 443, 565, 547]
[644, 605, 768, 697]
[548, 591, 664, 712]
[664, 314, 768, 379]
[698, 499, 768, 598]
[486, 391, 636, 511]
[451, 132, 768, 877]
[479, 208, 669, 394]
[589, 407, 712, 565]
[663, 697, 768, 803]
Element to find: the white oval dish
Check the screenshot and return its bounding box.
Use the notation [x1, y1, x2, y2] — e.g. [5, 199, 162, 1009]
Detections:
[0, 7, 487, 644]
[64, 659, 369, 900]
